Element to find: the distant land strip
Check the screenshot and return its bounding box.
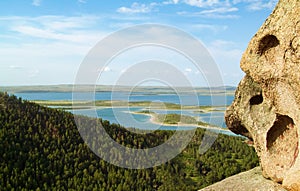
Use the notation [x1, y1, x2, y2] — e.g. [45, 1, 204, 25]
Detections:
[32, 100, 227, 112]
[0, 85, 236, 95]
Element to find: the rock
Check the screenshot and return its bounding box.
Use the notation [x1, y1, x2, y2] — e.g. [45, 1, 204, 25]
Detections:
[199, 167, 287, 191]
[225, 0, 300, 190]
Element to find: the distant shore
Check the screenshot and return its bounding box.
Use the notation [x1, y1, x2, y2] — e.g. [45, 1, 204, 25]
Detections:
[1, 85, 236, 96]
[31, 100, 227, 112]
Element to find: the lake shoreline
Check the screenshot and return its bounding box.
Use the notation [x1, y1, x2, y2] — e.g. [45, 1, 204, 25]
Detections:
[32, 99, 227, 112]
[11, 91, 232, 133]
[133, 111, 230, 133]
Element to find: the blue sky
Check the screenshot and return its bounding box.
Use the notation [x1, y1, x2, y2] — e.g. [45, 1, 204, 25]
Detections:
[0, 0, 278, 86]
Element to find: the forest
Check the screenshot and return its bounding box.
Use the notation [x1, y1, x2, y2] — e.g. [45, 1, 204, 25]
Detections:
[0, 92, 258, 190]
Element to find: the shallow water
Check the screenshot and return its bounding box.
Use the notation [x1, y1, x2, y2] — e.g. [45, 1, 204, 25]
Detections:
[15, 91, 233, 133]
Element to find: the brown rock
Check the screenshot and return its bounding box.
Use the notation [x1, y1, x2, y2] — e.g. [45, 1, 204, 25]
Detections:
[199, 167, 286, 191]
[225, 0, 300, 190]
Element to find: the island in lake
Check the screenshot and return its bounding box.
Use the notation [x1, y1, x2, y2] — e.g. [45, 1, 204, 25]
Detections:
[32, 99, 230, 133]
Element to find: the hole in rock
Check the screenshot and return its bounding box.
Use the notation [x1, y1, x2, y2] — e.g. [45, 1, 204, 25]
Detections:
[266, 115, 298, 168]
[250, 94, 263, 105]
[257, 35, 279, 55]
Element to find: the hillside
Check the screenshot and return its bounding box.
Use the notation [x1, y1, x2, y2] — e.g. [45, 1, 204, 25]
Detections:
[0, 92, 258, 190]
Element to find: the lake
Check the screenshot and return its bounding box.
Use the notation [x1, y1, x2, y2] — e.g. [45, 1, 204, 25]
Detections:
[15, 91, 234, 133]
[15, 91, 234, 105]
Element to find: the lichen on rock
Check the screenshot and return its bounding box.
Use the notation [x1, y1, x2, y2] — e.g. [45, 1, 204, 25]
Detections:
[225, 0, 300, 190]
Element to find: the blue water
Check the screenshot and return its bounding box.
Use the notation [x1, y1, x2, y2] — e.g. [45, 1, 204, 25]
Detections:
[73, 107, 196, 131]
[15, 91, 233, 131]
[15, 91, 233, 106]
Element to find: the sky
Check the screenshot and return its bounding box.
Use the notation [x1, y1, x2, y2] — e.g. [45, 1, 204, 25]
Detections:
[0, 0, 278, 87]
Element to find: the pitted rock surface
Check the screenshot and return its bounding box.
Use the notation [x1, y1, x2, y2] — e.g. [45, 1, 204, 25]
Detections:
[225, 0, 300, 190]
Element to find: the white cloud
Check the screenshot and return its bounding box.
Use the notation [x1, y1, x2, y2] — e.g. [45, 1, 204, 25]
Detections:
[199, 7, 238, 14]
[183, 0, 220, 8]
[232, 0, 277, 10]
[172, 0, 276, 19]
[114, 0, 277, 21]
[175, 0, 239, 19]
[115, 0, 276, 19]
[184, 67, 195, 76]
[117, 2, 156, 14]
[9, 65, 24, 70]
[247, 0, 278, 11]
[3, 15, 106, 45]
[11, 25, 103, 44]
[103, 66, 111, 72]
[164, 0, 225, 7]
[32, 0, 42, 7]
[185, 68, 192, 73]
[177, 10, 239, 19]
[19, 15, 100, 31]
[0, 15, 113, 85]
[163, 0, 180, 5]
[179, 0, 277, 10]
[97, 66, 112, 74]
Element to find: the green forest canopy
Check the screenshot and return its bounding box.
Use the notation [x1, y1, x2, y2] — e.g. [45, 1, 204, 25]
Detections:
[0, 92, 258, 190]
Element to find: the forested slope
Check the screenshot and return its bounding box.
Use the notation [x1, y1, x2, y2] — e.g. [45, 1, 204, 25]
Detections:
[0, 92, 258, 190]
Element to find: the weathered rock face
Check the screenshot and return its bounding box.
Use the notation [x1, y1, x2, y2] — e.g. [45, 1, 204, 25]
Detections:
[225, 0, 300, 190]
[199, 167, 287, 191]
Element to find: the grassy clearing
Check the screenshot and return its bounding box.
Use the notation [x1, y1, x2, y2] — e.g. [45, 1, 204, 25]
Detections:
[155, 113, 198, 125]
[135, 110, 156, 115]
